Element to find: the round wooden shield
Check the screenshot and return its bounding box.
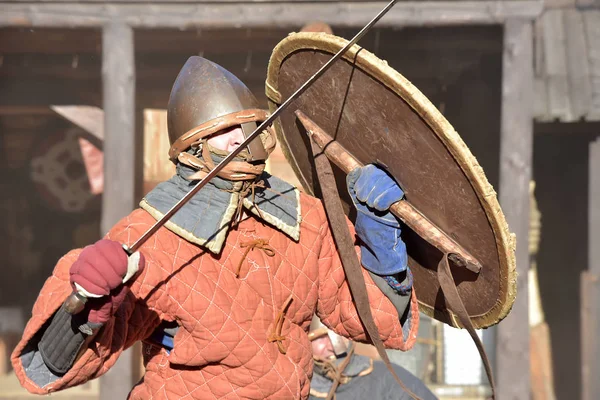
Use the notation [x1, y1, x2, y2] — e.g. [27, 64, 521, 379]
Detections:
[265, 33, 516, 329]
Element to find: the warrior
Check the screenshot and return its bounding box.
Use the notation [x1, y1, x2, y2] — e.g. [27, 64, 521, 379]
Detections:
[11, 56, 418, 399]
[308, 318, 437, 400]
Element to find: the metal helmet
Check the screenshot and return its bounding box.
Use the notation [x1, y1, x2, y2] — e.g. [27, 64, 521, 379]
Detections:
[167, 56, 269, 163]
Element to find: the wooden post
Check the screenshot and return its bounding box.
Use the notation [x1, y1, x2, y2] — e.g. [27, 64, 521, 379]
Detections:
[592, 137, 600, 386]
[99, 21, 138, 400]
[101, 21, 137, 233]
[496, 19, 533, 400]
[580, 270, 599, 400]
[0, 1, 545, 29]
[582, 137, 600, 400]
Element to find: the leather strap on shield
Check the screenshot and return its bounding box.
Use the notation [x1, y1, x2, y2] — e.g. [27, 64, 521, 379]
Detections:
[437, 254, 496, 399]
[310, 139, 421, 400]
[311, 137, 496, 400]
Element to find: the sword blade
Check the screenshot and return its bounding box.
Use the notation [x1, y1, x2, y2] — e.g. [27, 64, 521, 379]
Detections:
[128, 0, 399, 253]
[65, 0, 400, 315]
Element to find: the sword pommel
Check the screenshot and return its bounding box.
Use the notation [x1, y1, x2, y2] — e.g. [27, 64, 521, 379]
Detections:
[64, 292, 87, 314]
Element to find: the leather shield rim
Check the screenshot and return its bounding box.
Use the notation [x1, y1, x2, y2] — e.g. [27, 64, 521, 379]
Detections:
[265, 32, 516, 329]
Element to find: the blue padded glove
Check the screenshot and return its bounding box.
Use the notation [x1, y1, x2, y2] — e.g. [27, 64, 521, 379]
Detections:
[347, 164, 408, 276]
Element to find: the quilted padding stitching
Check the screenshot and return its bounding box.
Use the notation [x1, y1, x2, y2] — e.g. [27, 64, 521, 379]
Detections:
[12, 193, 416, 399]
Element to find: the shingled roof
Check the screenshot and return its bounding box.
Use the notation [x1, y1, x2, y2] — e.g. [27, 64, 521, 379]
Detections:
[534, 9, 600, 122]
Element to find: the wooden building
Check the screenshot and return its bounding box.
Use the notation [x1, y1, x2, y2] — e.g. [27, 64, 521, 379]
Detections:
[532, 3, 600, 400]
[0, 1, 543, 399]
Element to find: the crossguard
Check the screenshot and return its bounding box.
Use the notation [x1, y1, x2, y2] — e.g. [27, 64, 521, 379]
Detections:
[296, 110, 482, 274]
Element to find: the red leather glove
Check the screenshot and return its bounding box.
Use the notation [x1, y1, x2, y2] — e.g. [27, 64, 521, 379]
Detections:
[69, 239, 145, 325]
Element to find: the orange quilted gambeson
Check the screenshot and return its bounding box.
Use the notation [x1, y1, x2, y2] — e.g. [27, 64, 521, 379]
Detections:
[12, 193, 418, 399]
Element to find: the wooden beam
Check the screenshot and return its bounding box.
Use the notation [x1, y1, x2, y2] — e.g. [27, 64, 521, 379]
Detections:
[0, 78, 101, 106]
[0, 27, 287, 55]
[564, 10, 592, 121]
[0, 27, 101, 54]
[496, 19, 533, 400]
[0, 25, 505, 56]
[0, 1, 544, 28]
[582, 137, 600, 400]
[540, 10, 571, 121]
[0, 42, 494, 83]
[583, 12, 600, 121]
[544, 0, 576, 9]
[0, 52, 273, 83]
[590, 136, 600, 286]
[534, 121, 600, 135]
[98, 21, 138, 400]
[0, 0, 398, 2]
[135, 28, 290, 55]
[0, 78, 258, 110]
[577, 0, 600, 9]
[51, 105, 104, 141]
[0, 53, 102, 80]
[0, 105, 53, 114]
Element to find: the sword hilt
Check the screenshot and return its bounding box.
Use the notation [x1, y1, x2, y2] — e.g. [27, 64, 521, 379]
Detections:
[64, 245, 133, 315]
[64, 292, 88, 314]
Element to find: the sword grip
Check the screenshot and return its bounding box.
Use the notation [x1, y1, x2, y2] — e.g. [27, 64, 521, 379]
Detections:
[64, 292, 88, 314]
[64, 245, 134, 315]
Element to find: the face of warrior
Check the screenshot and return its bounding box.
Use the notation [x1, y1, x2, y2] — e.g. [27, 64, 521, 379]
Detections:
[207, 125, 245, 153]
[311, 334, 336, 360]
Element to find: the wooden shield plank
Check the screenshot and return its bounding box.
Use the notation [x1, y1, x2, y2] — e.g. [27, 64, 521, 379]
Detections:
[266, 32, 516, 329]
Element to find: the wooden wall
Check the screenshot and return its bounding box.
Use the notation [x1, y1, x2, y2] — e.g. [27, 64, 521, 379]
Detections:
[0, 25, 504, 383]
[0, 112, 102, 320]
[533, 122, 600, 400]
[0, 22, 505, 297]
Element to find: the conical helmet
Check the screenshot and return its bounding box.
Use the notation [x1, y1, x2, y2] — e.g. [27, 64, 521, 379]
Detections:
[167, 56, 269, 163]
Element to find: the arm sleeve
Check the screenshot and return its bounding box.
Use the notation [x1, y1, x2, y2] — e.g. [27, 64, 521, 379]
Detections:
[11, 211, 163, 395]
[315, 216, 419, 352]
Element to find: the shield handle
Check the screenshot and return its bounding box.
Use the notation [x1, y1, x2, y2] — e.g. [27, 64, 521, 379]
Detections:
[295, 110, 482, 274]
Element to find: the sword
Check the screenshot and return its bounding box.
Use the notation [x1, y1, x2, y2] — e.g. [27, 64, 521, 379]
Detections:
[64, 0, 400, 315]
